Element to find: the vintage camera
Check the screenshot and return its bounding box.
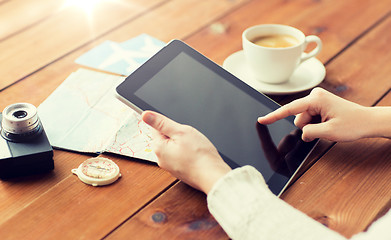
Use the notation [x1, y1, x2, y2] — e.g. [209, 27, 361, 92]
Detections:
[0, 103, 54, 179]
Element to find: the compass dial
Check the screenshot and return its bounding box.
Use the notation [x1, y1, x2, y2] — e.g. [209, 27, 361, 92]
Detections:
[72, 157, 121, 186]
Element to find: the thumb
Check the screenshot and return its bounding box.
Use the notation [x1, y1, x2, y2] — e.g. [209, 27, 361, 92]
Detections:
[142, 111, 180, 137]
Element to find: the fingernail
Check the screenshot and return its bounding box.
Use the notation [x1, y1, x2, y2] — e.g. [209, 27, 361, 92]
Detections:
[143, 112, 155, 125]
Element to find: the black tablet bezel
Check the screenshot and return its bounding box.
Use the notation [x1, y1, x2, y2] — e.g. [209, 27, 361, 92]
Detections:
[116, 40, 286, 115]
[116, 40, 317, 196]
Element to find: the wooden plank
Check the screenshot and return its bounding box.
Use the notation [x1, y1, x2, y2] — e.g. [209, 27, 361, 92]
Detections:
[318, 16, 391, 106]
[0, 150, 90, 225]
[0, 0, 66, 40]
[0, 0, 164, 91]
[0, 0, 251, 110]
[184, 0, 391, 103]
[0, 0, 250, 92]
[276, 6, 391, 181]
[282, 135, 391, 237]
[186, 0, 391, 66]
[106, 182, 228, 240]
[105, 1, 391, 238]
[364, 90, 391, 223]
[0, 153, 176, 240]
[184, 0, 391, 109]
[0, 0, 252, 115]
[281, 17, 391, 237]
[283, 86, 391, 239]
[284, 13, 391, 239]
[188, 0, 391, 183]
[99, 0, 251, 43]
[2, 0, 390, 238]
[0, 0, 251, 238]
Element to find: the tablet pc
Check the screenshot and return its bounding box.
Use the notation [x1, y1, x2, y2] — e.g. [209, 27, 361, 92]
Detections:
[116, 40, 317, 196]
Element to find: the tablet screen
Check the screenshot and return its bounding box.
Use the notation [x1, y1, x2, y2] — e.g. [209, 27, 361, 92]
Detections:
[117, 40, 317, 195]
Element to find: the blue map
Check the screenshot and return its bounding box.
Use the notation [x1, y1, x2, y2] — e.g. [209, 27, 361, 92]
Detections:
[75, 34, 166, 76]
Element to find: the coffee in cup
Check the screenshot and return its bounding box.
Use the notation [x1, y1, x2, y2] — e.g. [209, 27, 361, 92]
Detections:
[251, 34, 299, 48]
[242, 24, 322, 84]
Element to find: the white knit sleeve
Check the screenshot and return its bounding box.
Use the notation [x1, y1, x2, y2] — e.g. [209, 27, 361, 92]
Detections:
[350, 209, 391, 240]
[207, 165, 346, 240]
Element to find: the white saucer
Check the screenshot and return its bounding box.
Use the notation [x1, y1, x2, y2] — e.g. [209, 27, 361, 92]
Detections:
[222, 50, 325, 95]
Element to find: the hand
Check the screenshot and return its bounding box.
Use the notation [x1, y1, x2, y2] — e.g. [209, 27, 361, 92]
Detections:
[257, 88, 375, 142]
[142, 111, 232, 194]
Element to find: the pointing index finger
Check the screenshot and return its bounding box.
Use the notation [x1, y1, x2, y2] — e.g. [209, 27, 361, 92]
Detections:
[258, 97, 311, 124]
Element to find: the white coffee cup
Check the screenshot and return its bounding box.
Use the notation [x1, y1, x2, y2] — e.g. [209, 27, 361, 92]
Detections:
[242, 24, 322, 84]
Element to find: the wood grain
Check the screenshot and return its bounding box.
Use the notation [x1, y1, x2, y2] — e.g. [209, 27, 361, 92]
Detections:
[106, 0, 391, 238]
[286, 88, 391, 238]
[1, 0, 391, 239]
[281, 16, 391, 238]
[0, 154, 175, 240]
[0, 0, 66, 40]
[318, 16, 391, 105]
[106, 182, 228, 240]
[0, 150, 88, 225]
[282, 137, 391, 237]
[186, 0, 391, 66]
[0, 0, 250, 109]
[0, 0, 164, 91]
[0, 0, 251, 239]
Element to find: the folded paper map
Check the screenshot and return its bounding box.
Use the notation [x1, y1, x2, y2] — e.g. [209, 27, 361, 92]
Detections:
[38, 68, 157, 162]
[75, 34, 166, 76]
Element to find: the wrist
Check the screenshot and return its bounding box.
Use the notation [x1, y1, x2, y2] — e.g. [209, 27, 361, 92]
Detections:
[200, 161, 231, 194]
[365, 107, 391, 139]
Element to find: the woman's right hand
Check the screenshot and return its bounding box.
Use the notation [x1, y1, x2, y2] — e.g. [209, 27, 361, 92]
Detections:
[258, 88, 391, 142]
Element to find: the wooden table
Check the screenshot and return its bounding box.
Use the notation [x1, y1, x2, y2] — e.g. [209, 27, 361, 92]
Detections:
[1, 0, 391, 239]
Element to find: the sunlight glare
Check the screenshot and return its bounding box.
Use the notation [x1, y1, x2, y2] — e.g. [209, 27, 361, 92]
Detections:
[64, 0, 104, 13]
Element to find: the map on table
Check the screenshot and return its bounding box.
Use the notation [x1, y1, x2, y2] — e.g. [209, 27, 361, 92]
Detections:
[38, 68, 157, 162]
[75, 34, 165, 76]
[38, 34, 168, 162]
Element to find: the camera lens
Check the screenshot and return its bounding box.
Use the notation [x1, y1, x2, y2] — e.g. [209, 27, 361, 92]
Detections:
[1, 103, 42, 142]
[13, 110, 28, 119]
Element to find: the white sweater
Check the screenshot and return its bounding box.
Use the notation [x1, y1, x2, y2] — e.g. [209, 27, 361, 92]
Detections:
[207, 166, 391, 240]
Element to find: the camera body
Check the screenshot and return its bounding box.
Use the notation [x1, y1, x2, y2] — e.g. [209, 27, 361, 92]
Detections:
[0, 103, 54, 179]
